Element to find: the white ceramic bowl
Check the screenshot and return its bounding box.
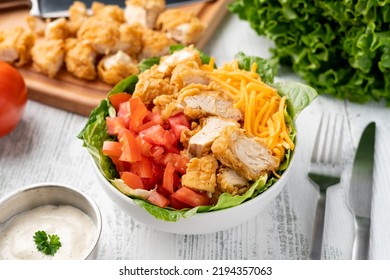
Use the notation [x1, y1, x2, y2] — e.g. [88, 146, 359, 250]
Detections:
[0, 183, 102, 259]
[93, 137, 297, 234]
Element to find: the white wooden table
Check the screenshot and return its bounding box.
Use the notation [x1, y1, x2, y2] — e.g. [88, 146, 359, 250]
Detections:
[1, 13, 390, 260]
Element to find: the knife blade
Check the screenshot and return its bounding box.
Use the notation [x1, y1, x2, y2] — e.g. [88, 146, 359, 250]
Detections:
[348, 122, 376, 260]
[0, 0, 213, 18]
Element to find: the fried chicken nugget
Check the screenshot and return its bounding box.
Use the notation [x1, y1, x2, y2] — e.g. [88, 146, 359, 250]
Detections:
[30, 39, 65, 77]
[77, 17, 121, 55]
[65, 40, 97, 80]
[181, 154, 218, 193]
[98, 50, 139, 85]
[156, 9, 205, 45]
[45, 18, 70, 40]
[26, 16, 46, 36]
[91, 1, 125, 23]
[124, 0, 165, 29]
[68, 1, 88, 34]
[139, 28, 175, 60]
[0, 27, 35, 66]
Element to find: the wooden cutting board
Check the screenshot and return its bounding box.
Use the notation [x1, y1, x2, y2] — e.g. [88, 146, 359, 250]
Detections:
[0, 0, 231, 116]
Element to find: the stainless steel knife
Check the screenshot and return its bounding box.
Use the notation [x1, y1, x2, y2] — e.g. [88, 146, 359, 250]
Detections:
[0, 0, 212, 18]
[348, 122, 376, 260]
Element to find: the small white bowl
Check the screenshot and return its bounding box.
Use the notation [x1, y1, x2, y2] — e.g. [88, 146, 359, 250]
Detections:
[93, 140, 297, 234]
[0, 183, 102, 259]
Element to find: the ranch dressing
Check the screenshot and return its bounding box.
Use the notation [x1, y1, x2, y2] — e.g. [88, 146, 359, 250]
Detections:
[0, 205, 97, 260]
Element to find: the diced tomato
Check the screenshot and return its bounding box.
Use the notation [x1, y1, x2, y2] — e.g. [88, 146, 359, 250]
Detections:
[135, 135, 164, 158]
[109, 93, 132, 111]
[168, 112, 190, 127]
[170, 196, 192, 210]
[144, 111, 163, 125]
[106, 117, 126, 135]
[129, 98, 149, 132]
[147, 190, 170, 208]
[171, 124, 189, 139]
[168, 112, 190, 138]
[142, 163, 164, 190]
[117, 101, 130, 119]
[110, 156, 129, 173]
[171, 187, 210, 207]
[139, 124, 177, 148]
[154, 153, 189, 174]
[121, 171, 144, 189]
[118, 129, 142, 163]
[102, 141, 122, 158]
[161, 161, 176, 194]
[131, 155, 153, 178]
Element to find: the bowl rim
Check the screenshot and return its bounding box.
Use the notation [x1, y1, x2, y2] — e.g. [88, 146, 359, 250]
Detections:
[0, 182, 102, 260]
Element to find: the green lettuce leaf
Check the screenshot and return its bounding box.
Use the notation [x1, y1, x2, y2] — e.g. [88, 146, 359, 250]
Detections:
[272, 81, 318, 120]
[229, 0, 390, 104]
[235, 51, 277, 84]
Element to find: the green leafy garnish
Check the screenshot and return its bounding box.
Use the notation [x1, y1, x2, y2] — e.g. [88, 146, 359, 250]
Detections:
[229, 0, 390, 104]
[33, 230, 62, 256]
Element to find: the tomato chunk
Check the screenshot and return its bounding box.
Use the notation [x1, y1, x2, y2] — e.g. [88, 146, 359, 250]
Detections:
[135, 135, 164, 158]
[139, 124, 177, 148]
[102, 141, 122, 158]
[106, 117, 126, 135]
[168, 112, 190, 138]
[118, 129, 142, 163]
[131, 156, 153, 178]
[171, 187, 210, 207]
[109, 93, 132, 111]
[117, 101, 130, 119]
[129, 97, 149, 132]
[170, 196, 192, 210]
[161, 161, 176, 194]
[121, 171, 144, 189]
[148, 190, 170, 208]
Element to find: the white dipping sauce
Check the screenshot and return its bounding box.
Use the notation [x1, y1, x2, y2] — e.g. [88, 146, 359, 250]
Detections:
[0, 205, 97, 260]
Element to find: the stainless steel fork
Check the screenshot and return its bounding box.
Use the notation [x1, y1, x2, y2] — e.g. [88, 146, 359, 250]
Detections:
[308, 113, 344, 260]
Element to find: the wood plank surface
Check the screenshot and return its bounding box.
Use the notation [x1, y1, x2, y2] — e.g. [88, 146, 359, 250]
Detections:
[0, 0, 231, 116]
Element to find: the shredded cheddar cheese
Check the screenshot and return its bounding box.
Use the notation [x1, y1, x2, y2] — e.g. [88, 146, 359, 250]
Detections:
[201, 59, 294, 165]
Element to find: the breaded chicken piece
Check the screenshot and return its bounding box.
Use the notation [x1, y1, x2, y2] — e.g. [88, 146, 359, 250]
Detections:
[139, 28, 175, 60]
[68, 1, 88, 34]
[217, 167, 249, 196]
[157, 46, 202, 75]
[0, 27, 35, 66]
[91, 2, 125, 23]
[177, 82, 243, 120]
[153, 94, 182, 120]
[26, 16, 46, 36]
[45, 18, 70, 40]
[77, 17, 121, 55]
[117, 24, 142, 57]
[124, 0, 165, 29]
[211, 126, 278, 180]
[181, 154, 218, 193]
[98, 50, 139, 85]
[31, 39, 64, 77]
[156, 9, 205, 45]
[65, 40, 97, 80]
[170, 61, 210, 90]
[188, 117, 239, 157]
[132, 64, 175, 104]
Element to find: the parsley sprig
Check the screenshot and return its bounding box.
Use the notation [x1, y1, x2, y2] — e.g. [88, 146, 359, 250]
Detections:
[33, 230, 62, 256]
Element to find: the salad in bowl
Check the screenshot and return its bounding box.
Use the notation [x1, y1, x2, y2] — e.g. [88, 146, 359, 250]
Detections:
[78, 46, 317, 228]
